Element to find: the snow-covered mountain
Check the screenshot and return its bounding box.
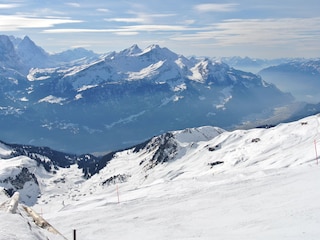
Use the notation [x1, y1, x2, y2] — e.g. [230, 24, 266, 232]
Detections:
[2, 35, 101, 71]
[0, 35, 23, 70]
[259, 59, 320, 103]
[1, 114, 320, 239]
[0, 35, 298, 153]
[15, 36, 49, 71]
[218, 56, 302, 73]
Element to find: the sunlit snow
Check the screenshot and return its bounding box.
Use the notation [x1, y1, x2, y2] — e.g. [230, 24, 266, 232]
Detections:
[1, 114, 320, 239]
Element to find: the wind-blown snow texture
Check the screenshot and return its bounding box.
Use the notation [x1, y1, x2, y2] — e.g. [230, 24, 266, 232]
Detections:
[0, 35, 300, 154]
[1, 114, 320, 239]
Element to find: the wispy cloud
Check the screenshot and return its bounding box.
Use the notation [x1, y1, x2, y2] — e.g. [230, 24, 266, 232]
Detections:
[1, 0, 318, 58]
[104, 18, 146, 23]
[107, 12, 177, 25]
[123, 24, 187, 32]
[194, 3, 238, 12]
[43, 28, 114, 33]
[171, 17, 320, 47]
[114, 31, 139, 36]
[0, 15, 82, 31]
[0, 3, 20, 9]
[96, 8, 110, 13]
[65, 2, 81, 8]
[44, 24, 189, 34]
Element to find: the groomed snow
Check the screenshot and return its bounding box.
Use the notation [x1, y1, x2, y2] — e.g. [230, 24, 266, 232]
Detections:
[45, 167, 320, 240]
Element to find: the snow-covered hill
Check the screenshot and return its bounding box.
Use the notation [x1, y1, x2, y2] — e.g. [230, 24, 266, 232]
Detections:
[1, 114, 320, 239]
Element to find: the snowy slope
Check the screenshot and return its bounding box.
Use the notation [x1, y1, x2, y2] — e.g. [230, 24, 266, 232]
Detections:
[1, 114, 320, 239]
[0, 193, 67, 240]
[45, 114, 320, 239]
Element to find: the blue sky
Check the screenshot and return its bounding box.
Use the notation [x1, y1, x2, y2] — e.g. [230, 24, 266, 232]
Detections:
[1, 0, 319, 58]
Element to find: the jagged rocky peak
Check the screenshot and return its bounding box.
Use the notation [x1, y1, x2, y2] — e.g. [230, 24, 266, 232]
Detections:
[140, 44, 179, 61]
[0, 35, 20, 66]
[138, 132, 178, 170]
[16, 36, 47, 55]
[119, 44, 142, 56]
[136, 126, 225, 170]
[13, 35, 49, 72]
[0, 166, 40, 205]
[199, 58, 230, 72]
[17, 35, 47, 54]
[189, 58, 225, 83]
[0, 35, 15, 54]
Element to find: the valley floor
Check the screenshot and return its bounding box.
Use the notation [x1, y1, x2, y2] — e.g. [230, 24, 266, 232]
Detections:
[40, 165, 320, 240]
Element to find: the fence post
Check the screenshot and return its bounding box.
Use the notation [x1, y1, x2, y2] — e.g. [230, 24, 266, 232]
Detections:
[73, 229, 76, 240]
[117, 184, 120, 203]
[315, 140, 318, 165]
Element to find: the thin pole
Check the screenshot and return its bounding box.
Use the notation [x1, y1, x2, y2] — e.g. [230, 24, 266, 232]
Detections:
[116, 185, 120, 203]
[315, 140, 318, 165]
[73, 229, 76, 240]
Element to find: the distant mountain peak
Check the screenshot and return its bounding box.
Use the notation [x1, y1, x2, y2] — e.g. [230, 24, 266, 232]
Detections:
[0, 35, 21, 69]
[15, 35, 48, 70]
[119, 44, 142, 56]
[21, 35, 32, 43]
[138, 44, 179, 62]
[17, 35, 45, 53]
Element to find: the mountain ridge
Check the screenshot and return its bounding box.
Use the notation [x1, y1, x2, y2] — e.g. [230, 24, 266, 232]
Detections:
[1, 113, 319, 205]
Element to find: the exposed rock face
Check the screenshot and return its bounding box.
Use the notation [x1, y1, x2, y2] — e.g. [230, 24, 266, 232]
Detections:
[1, 167, 38, 197]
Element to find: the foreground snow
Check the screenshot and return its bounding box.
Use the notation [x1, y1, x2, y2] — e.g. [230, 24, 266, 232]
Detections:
[1, 114, 320, 239]
[45, 166, 320, 240]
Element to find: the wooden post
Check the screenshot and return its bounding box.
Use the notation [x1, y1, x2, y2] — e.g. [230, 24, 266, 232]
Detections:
[73, 229, 76, 240]
[315, 140, 319, 165]
[116, 185, 120, 203]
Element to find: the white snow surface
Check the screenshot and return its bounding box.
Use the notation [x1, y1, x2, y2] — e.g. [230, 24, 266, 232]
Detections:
[1, 114, 320, 239]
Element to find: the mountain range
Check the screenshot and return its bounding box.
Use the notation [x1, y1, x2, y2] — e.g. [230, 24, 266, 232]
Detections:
[216, 56, 295, 73]
[0, 35, 319, 154]
[258, 59, 320, 103]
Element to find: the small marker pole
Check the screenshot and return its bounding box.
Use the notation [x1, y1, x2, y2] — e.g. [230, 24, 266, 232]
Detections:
[315, 140, 319, 165]
[116, 185, 120, 203]
[73, 229, 76, 240]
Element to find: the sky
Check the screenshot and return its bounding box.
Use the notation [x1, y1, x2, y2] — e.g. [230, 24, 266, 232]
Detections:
[0, 0, 320, 58]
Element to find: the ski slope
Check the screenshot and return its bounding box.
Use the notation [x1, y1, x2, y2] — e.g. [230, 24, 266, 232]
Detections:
[1, 114, 320, 239]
